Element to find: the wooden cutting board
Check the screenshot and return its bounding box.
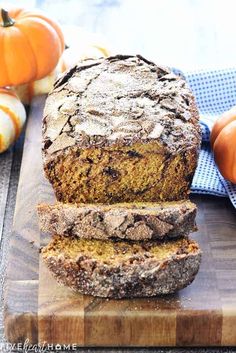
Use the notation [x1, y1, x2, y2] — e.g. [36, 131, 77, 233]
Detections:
[4, 96, 236, 347]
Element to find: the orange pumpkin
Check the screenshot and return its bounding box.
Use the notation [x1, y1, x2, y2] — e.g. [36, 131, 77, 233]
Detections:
[0, 88, 26, 153]
[0, 7, 64, 86]
[211, 107, 236, 183]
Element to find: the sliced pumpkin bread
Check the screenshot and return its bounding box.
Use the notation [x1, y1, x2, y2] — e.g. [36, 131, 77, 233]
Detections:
[42, 55, 200, 205]
[41, 235, 201, 298]
[37, 200, 197, 241]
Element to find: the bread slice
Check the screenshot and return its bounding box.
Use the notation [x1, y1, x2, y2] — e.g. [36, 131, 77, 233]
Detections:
[41, 235, 201, 298]
[37, 200, 197, 241]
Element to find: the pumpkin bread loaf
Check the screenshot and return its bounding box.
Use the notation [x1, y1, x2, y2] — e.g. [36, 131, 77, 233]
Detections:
[41, 235, 201, 298]
[42, 55, 201, 204]
[37, 200, 197, 241]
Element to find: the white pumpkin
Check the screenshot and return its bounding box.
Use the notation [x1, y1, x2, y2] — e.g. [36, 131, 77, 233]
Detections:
[0, 88, 26, 153]
[58, 45, 110, 73]
[14, 70, 58, 105]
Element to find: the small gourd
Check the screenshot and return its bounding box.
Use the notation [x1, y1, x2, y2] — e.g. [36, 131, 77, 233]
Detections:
[0, 88, 26, 153]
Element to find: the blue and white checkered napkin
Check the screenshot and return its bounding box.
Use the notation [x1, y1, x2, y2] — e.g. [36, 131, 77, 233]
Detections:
[183, 68, 236, 208]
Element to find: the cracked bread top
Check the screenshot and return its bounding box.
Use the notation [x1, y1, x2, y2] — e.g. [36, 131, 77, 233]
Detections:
[37, 200, 197, 241]
[43, 55, 201, 160]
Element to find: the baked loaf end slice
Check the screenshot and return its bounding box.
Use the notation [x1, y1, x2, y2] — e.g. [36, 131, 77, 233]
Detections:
[41, 236, 201, 298]
[37, 200, 197, 241]
[42, 54, 201, 204]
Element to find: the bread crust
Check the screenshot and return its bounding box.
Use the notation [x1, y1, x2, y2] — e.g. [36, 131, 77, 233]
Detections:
[43, 55, 200, 157]
[37, 200, 197, 241]
[41, 236, 201, 298]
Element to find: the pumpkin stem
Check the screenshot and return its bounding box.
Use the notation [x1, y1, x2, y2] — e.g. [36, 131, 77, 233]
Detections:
[1, 9, 15, 27]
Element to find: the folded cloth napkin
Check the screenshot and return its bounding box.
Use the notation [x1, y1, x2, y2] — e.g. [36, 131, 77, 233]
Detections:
[182, 68, 236, 208]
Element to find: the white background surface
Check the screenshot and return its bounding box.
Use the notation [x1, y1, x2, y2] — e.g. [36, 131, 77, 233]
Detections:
[3, 0, 236, 71]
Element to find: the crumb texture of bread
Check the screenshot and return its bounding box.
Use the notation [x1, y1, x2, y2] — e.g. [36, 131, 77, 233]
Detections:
[42, 55, 201, 204]
[41, 235, 201, 298]
[37, 200, 197, 241]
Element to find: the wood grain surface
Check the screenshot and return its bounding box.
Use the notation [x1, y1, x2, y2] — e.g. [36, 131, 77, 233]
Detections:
[4, 96, 236, 346]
